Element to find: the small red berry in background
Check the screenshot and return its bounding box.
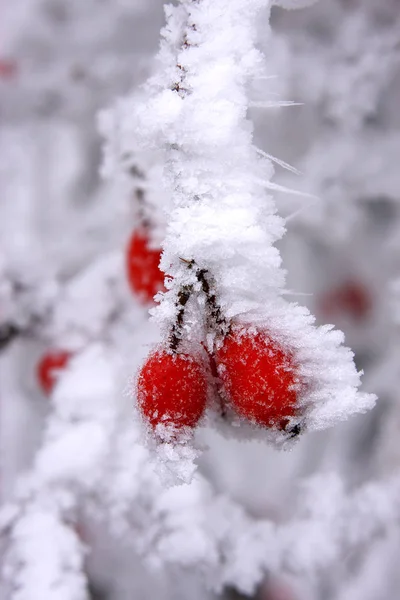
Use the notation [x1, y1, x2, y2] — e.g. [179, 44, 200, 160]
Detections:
[318, 280, 372, 322]
[215, 329, 301, 430]
[0, 59, 17, 79]
[74, 522, 88, 545]
[37, 350, 71, 395]
[126, 228, 165, 304]
[137, 350, 207, 432]
[259, 578, 297, 600]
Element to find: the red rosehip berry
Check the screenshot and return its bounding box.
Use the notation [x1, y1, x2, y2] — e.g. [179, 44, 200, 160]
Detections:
[337, 281, 372, 321]
[318, 280, 372, 322]
[137, 350, 207, 432]
[261, 578, 297, 600]
[0, 59, 17, 79]
[37, 350, 71, 395]
[126, 228, 165, 304]
[215, 329, 301, 430]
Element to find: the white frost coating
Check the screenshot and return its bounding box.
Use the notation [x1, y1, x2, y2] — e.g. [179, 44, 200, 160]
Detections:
[0, 346, 119, 600]
[48, 252, 124, 350]
[98, 439, 400, 596]
[2, 499, 87, 600]
[36, 345, 118, 488]
[131, 0, 375, 447]
[134, 405, 202, 486]
[98, 96, 169, 247]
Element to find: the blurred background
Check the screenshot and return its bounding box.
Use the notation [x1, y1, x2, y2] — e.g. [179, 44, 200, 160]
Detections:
[1, 1, 400, 599]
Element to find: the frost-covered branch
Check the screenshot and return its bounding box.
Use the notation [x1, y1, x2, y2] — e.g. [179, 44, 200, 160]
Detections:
[127, 0, 375, 481]
[1, 344, 121, 600]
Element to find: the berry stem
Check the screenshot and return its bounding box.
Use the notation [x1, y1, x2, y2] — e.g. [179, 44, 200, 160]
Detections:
[195, 268, 229, 339]
[128, 163, 151, 229]
[169, 283, 194, 352]
[175, 258, 228, 348]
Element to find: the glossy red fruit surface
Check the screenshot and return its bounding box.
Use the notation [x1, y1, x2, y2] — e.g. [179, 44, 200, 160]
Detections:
[126, 229, 165, 304]
[37, 350, 71, 395]
[215, 329, 301, 429]
[137, 350, 207, 431]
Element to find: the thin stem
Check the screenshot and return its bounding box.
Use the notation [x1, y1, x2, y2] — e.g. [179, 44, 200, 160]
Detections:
[195, 269, 228, 338]
[169, 284, 193, 352]
[169, 259, 228, 353]
[128, 163, 151, 229]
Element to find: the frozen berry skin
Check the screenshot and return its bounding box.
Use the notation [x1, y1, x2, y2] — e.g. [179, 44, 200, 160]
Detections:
[37, 350, 71, 395]
[215, 330, 301, 430]
[126, 229, 165, 304]
[137, 350, 207, 431]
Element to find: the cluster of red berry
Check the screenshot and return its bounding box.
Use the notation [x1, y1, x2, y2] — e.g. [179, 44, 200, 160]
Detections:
[35, 206, 302, 437]
[137, 263, 303, 439]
